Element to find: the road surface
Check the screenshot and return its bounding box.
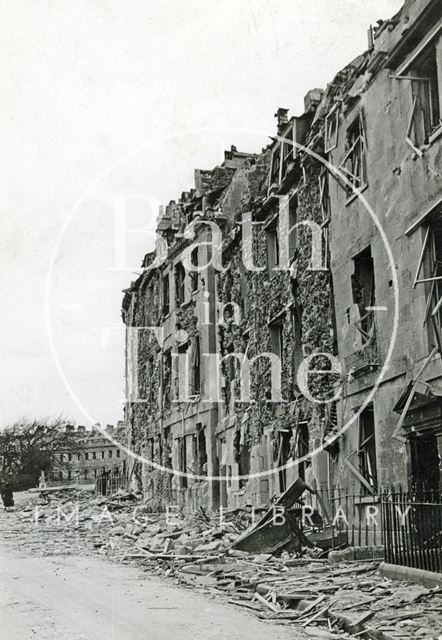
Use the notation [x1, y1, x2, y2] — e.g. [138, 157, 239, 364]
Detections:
[0, 538, 301, 640]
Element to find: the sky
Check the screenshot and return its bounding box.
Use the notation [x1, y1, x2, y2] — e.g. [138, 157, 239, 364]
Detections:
[0, 0, 404, 428]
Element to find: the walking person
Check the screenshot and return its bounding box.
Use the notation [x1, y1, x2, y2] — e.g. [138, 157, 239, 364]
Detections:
[1, 482, 14, 512]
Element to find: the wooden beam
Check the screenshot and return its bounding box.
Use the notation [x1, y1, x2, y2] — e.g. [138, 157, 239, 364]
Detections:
[392, 346, 439, 441]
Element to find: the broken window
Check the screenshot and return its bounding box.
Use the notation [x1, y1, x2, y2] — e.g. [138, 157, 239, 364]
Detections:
[238, 445, 250, 489]
[266, 225, 279, 275]
[413, 218, 442, 349]
[343, 405, 377, 494]
[190, 248, 199, 292]
[175, 262, 185, 306]
[340, 112, 367, 197]
[318, 169, 331, 268]
[162, 273, 170, 315]
[288, 193, 298, 257]
[408, 46, 441, 149]
[277, 428, 292, 493]
[281, 121, 295, 181]
[269, 317, 284, 364]
[291, 308, 303, 396]
[223, 343, 236, 406]
[358, 406, 377, 493]
[269, 143, 282, 191]
[162, 349, 172, 408]
[296, 422, 309, 481]
[178, 436, 188, 489]
[351, 246, 376, 347]
[196, 424, 207, 476]
[318, 168, 331, 224]
[190, 336, 201, 395]
[324, 103, 339, 153]
[175, 341, 188, 400]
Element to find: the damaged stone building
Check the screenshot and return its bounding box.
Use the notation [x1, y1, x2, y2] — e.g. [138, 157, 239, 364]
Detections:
[122, 0, 442, 519]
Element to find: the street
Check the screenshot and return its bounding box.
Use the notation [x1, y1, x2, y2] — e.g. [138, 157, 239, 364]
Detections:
[0, 504, 299, 640]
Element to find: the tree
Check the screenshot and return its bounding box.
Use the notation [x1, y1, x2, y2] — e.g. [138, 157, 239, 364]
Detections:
[0, 417, 80, 490]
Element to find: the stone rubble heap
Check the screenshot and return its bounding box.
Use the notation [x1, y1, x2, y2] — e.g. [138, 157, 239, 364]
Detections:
[7, 488, 442, 640]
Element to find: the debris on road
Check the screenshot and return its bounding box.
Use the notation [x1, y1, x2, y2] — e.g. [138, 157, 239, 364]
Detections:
[3, 487, 439, 640]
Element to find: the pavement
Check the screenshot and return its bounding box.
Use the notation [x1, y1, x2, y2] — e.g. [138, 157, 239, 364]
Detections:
[0, 495, 303, 640]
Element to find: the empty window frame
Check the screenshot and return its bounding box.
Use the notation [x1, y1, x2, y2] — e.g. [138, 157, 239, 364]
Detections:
[413, 218, 442, 348]
[340, 112, 367, 196]
[178, 436, 188, 488]
[277, 428, 292, 492]
[196, 424, 207, 476]
[324, 103, 340, 153]
[296, 422, 309, 481]
[408, 46, 441, 149]
[175, 262, 185, 306]
[223, 343, 236, 406]
[239, 262, 249, 317]
[266, 225, 280, 275]
[269, 318, 284, 363]
[175, 341, 189, 400]
[358, 406, 377, 493]
[190, 337, 201, 395]
[162, 349, 172, 408]
[318, 168, 331, 223]
[238, 443, 250, 488]
[288, 192, 298, 257]
[162, 273, 170, 315]
[269, 143, 282, 191]
[318, 169, 331, 268]
[351, 246, 376, 346]
[291, 307, 303, 393]
[190, 248, 199, 292]
[281, 121, 295, 180]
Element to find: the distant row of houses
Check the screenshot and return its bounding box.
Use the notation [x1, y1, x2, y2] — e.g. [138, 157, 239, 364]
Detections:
[52, 423, 126, 483]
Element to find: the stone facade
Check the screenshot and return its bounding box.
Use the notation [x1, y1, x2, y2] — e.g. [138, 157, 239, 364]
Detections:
[122, 0, 442, 512]
[53, 423, 126, 484]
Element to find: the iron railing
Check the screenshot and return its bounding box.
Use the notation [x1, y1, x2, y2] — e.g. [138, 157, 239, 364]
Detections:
[303, 487, 383, 548]
[382, 489, 442, 573]
[95, 475, 127, 496]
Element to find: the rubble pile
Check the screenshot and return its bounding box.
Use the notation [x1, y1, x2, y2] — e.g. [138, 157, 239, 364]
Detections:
[7, 487, 441, 640]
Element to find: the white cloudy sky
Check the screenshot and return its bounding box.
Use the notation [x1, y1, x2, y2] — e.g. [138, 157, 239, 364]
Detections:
[0, 0, 403, 428]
